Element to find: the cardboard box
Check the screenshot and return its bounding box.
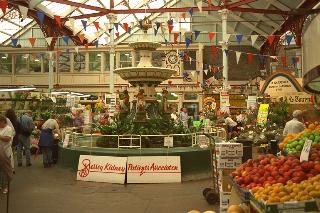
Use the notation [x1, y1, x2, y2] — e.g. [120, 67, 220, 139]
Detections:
[219, 207, 228, 213]
[218, 169, 234, 192]
[220, 191, 231, 207]
[215, 143, 243, 157]
[217, 157, 242, 169]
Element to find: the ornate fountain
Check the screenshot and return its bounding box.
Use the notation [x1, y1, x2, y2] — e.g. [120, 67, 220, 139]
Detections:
[115, 19, 176, 121]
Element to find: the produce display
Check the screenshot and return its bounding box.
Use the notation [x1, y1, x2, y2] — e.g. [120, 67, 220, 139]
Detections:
[231, 145, 320, 190]
[252, 175, 320, 203]
[279, 123, 320, 155]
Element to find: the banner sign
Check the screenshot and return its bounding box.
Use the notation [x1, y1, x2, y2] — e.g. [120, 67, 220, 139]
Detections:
[77, 155, 127, 184]
[257, 104, 269, 126]
[278, 92, 312, 104]
[127, 156, 181, 183]
[220, 91, 230, 113]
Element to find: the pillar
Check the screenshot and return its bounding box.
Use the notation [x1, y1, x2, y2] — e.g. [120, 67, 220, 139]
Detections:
[107, 14, 117, 94]
[48, 51, 54, 91]
[218, 9, 229, 90]
[178, 92, 183, 111]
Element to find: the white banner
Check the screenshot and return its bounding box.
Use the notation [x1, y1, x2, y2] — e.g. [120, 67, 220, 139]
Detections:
[77, 155, 127, 184]
[127, 156, 181, 183]
[220, 91, 230, 113]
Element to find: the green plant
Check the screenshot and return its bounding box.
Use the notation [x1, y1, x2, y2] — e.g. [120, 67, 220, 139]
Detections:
[268, 101, 289, 127]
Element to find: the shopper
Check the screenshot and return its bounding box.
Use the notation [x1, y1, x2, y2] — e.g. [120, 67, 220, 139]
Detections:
[179, 107, 189, 128]
[224, 113, 238, 139]
[0, 115, 14, 194]
[5, 109, 19, 173]
[39, 116, 60, 168]
[17, 110, 35, 167]
[283, 110, 305, 136]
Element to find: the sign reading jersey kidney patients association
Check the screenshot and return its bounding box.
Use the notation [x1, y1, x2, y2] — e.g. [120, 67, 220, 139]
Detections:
[127, 156, 181, 183]
[77, 155, 127, 184]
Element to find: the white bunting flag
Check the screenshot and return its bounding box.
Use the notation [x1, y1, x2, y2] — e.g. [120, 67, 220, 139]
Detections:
[251, 35, 259, 46]
[225, 34, 231, 42]
[18, 6, 28, 19]
[270, 56, 278, 60]
[45, 37, 53, 45]
[94, 32, 100, 39]
[68, 18, 75, 33]
[75, 46, 79, 53]
[189, 57, 192, 64]
[191, 71, 196, 77]
[204, 69, 208, 75]
[131, 22, 135, 29]
[235, 51, 241, 64]
[197, 1, 203, 12]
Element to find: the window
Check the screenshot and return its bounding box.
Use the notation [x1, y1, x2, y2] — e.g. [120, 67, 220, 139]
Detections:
[104, 52, 110, 71]
[58, 52, 70, 72]
[15, 54, 28, 73]
[29, 55, 41, 72]
[152, 51, 164, 67]
[89, 52, 101, 72]
[0, 54, 12, 74]
[74, 53, 86, 72]
[119, 52, 132, 68]
[184, 93, 198, 101]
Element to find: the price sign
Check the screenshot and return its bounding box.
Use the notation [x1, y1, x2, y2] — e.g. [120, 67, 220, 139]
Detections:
[63, 134, 70, 148]
[300, 139, 312, 162]
[164, 136, 173, 147]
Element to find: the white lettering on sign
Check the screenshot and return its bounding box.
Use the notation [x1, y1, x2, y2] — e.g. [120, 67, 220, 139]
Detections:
[300, 140, 312, 162]
[77, 155, 127, 184]
[127, 156, 181, 183]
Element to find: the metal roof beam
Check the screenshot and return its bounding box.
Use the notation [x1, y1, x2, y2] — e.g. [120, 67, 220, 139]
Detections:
[263, 0, 290, 10]
[229, 12, 270, 35]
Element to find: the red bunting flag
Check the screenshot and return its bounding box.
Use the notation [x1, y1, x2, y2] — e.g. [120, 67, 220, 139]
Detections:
[281, 55, 286, 66]
[54, 15, 61, 26]
[168, 24, 173, 34]
[93, 22, 100, 31]
[123, 23, 128, 32]
[173, 33, 179, 44]
[211, 46, 217, 58]
[28, 37, 36, 47]
[85, 44, 89, 50]
[115, 32, 120, 38]
[247, 52, 253, 64]
[267, 35, 276, 45]
[208, 32, 215, 42]
[78, 34, 85, 43]
[0, 0, 7, 15]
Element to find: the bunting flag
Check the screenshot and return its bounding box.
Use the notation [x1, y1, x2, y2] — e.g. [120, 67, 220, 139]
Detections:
[94, 32, 100, 39]
[185, 38, 192, 48]
[36, 11, 45, 25]
[95, 40, 99, 48]
[108, 28, 113, 34]
[258, 54, 265, 64]
[11, 38, 18, 47]
[69, 18, 75, 33]
[204, 69, 208, 75]
[235, 34, 243, 44]
[81, 20, 87, 31]
[181, 13, 186, 21]
[247, 52, 253, 64]
[128, 27, 132, 34]
[168, 24, 174, 34]
[251, 35, 259, 46]
[45, 37, 53, 45]
[123, 23, 129, 32]
[54, 15, 61, 26]
[115, 32, 120, 38]
[75, 46, 79, 53]
[104, 23, 109, 31]
[267, 35, 276, 45]
[225, 34, 231, 42]
[28, 37, 36, 47]
[291, 57, 297, 65]
[285, 35, 293, 45]
[114, 23, 119, 31]
[173, 32, 179, 44]
[0, 0, 7, 15]
[197, 1, 203, 12]
[208, 32, 215, 42]
[93, 22, 100, 31]
[78, 34, 85, 43]
[167, 19, 173, 25]
[130, 22, 134, 29]
[211, 46, 217, 57]
[235, 51, 241, 64]
[18, 6, 28, 19]
[281, 55, 286, 66]
[224, 49, 229, 56]
[62, 36, 69, 45]
[194, 31, 201, 40]
[155, 22, 161, 30]
[154, 28, 158, 36]
[139, 20, 143, 29]
[164, 38, 168, 46]
[191, 71, 196, 77]
[187, 8, 193, 16]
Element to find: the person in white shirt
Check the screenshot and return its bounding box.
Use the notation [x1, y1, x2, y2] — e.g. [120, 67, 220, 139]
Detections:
[283, 110, 305, 136]
[0, 115, 14, 194]
[179, 108, 189, 128]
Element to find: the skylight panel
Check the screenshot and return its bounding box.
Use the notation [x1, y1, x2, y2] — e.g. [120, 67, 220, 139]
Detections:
[78, 7, 98, 14]
[148, 0, 165, 9]
[0, 33, 10, 43]
[0, 21, 20, 35]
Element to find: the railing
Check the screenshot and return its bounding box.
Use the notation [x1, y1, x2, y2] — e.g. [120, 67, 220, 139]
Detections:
[61, 127, 226, 149]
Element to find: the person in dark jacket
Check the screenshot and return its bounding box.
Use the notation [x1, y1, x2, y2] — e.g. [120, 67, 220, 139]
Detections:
[38, 116, 60, 168]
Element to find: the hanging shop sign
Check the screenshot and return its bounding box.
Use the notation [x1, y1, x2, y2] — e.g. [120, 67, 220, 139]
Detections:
[220, 91, 230, 113]
[277, 92, 312, 104]
[77, 155, 127, 184]
[247, 96, 257, 109]
[257, 104, 269, 126]
[127, 156, 181, 183]
[260, 71, 303, 97]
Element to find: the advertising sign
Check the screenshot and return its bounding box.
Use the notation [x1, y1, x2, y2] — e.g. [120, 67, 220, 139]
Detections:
[220, 91, 230, 113]
[257, 104, 269, 126]
[278, 92, 312, 104]
[77, 155, 127, 184]
[247, 96, 257, 109]
[127, 156, 181, 183]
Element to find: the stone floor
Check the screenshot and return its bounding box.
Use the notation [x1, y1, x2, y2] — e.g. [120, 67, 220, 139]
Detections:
[0, 156, 218, 213]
